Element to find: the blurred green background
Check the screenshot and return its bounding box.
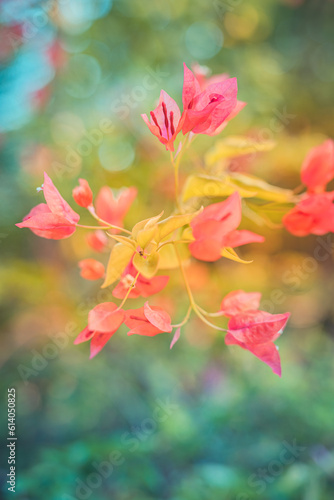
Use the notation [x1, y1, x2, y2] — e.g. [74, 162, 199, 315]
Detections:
[1, 0, 334, 499]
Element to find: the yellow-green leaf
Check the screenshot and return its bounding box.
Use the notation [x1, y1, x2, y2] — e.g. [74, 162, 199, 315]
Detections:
[182, 174, 255, 202]
[158, 243, 190, 269]
[133, 252, 160, 278]
[102, 243, 134, 288]
[221, 247, 253, 264]
[132, 212, 164, 239]
[206, 135, 276, 165]
[157, 209, 202, 242]
[109, 234, 136, 250]
[136, 226, 158, 250]
[230, 173, 293, 203]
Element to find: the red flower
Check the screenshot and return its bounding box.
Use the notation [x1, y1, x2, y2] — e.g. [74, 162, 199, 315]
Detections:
[74, 302, 125, 358]
[301, 139, 334, 193]
[225, 311, 290, 377]
[79, 259, 105, 280]
[283, 192, 334, 236]
[189, 192, 264, 262]
[16, 172, 79, 240]
[220, 289, 261, 317]
[225, 332, 282, 377]
[95, 186, 137, 231]
[192, 63, 246, 134]
[141, 90, 184, 151]
[72, 178, 93, 208]
[182, 63, 238, 135]
[221, 290, 290, 376]
[124, 302, 172, 336]
[112, 259, 169, 299]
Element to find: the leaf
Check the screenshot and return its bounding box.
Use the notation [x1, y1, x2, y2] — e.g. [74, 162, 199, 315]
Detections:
[136, 226, 158, 249]
[102, 243, 134, 288]
[109, 234, 136, 249]
[158, 243, 190, 269]
[133, 252, 160, 278]
[170, 327, 181, 349]
[221, 247, 253, 264]
[157, 209, 202, 242]
[182, 174, 255, 202]
[205, 135, 276, 165]
[144, 302, 172, 332]
[230, 173, 293, 203]
[132, 212, 164, 239]
[245, 201, 294, 226]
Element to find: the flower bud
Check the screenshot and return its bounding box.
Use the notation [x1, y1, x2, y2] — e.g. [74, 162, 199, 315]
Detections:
[73, 179, 93, 208]
[79, 259, 105, 280]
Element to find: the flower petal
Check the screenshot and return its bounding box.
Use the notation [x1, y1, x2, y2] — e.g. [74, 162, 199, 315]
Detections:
[170, 327, 181, 349]
[225, 332, 281, 376]
[220, 290, 262, 317]
[16, 211, 77, 239]
[143, 302, 172, 332]
[228, 311, 290, 345]
[301, 139, 334, 193]
[89, 330, 118, 359]
[88, 302, 125, 333]
[43, 172, 80, 223]
[222, 229, 265, 248]
[74, 327, 95, 345]
[182, 63, 201, 109]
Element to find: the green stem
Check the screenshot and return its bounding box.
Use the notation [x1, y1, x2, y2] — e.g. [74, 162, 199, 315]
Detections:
[173, 244, 227, 332]
[197, 306, 225, 318]
[77, 224, 112, 230]
[117, 271, 140, 310]
[172, 306, 192, 328]
[88, 206, 132, 235]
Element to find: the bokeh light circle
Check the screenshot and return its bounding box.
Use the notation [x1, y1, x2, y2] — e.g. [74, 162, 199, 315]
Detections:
[98, 138, 135, 171]
[64, 54, 101, 99]
[185, 22, 223, 60]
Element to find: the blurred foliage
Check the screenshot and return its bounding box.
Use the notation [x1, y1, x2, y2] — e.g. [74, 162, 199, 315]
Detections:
[1, 0, 334, 499]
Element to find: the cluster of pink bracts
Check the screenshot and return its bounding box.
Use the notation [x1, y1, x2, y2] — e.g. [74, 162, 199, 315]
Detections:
[17, 62, 316, 377]
[141, 63, 245, 151]
[15, 170, 288, 375]
[283, 139, 334, 236]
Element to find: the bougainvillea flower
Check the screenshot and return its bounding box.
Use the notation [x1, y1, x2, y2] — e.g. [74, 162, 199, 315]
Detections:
[141, 90, 184, 151]
[283, 192, 334, 236]
[16, 172, 79, 239]
[227, 310, 290, 345]
[112, 259, 169, 299]
[74, 302, 125, 358]
[225, 310, 290, 376]
[79, 259, 105, 280]
[192, 63, 246, 134]
[124, 302, 172, 336]
[225, 332, 282, 377]
[189, 192, 264, 261]
[86, 230, 109, 252]
[95, 186, 137, 231]
[220, 290, 262, 317]
[72, 178, 93, 208]
[301, 139, 334, 193]
[182, 63, 238, 135]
